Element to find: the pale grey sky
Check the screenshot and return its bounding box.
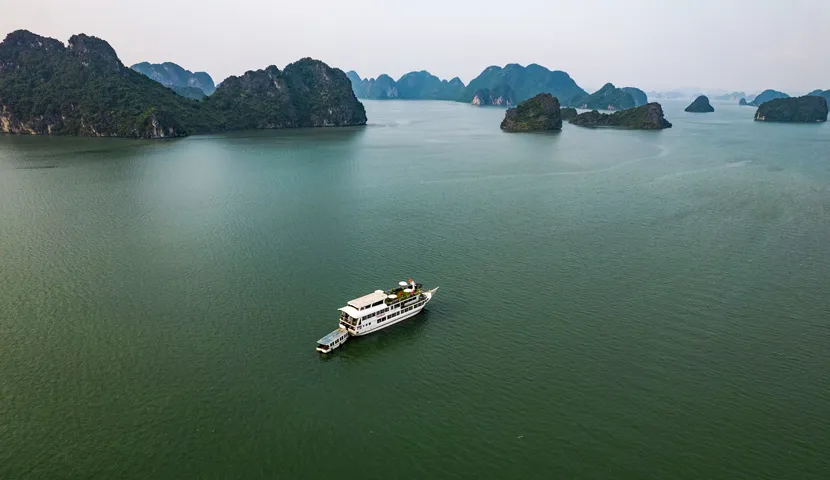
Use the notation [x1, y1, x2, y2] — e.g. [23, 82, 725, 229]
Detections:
[3, 0, 829, 93]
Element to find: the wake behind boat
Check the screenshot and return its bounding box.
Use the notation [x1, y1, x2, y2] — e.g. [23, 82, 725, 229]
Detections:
[316, 279, 438, 353]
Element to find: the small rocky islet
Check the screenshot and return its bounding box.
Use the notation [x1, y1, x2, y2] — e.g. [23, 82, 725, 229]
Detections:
[501, 95, 672, 132]
[569, 103, 672, 130]
[754, 96, 828, 123]
[500, 93, 562, 132]
[685, 95, 714, 113]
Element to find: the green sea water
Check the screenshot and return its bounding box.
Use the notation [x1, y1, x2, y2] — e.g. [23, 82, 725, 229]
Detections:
[1, 100, 829, 479]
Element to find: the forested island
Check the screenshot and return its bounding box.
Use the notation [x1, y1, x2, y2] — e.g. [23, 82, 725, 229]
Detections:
[754, 96, 828, 123]
[685, 95, 714, 113]
[500, 94, 562, 132]
[0, 30, 366, 138]
[569, 103, 672, 130]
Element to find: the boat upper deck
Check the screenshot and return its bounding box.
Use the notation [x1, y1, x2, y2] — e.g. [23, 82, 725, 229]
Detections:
[346, 290, 388, 310]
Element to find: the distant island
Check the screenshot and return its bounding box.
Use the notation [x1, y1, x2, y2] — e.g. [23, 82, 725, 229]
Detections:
[742, 89, 789, 107]
[500, 93, 562, 132]
[131, 62, 216, 99]
[570, 83, 636, 110]
[570, 103, 672, 130]
[347, 71, 464, 100]
[807, 89, 830, 104]
[0, 30, 366, 138]
[685, 95, 714, 113]
[714, 92, 746, 101]
[459, 64, 587, 107]
[622, 87, 649, 107]
[754, 96, 827, 123]
[347, 64, 650, 110]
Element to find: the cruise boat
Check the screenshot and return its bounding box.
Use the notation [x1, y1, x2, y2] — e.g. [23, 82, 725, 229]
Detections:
[316, 279, 438, 353]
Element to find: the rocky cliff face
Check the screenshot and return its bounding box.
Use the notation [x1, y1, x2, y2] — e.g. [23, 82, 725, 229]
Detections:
[754, 96, 827, 123]
[0, 30, 365, 138]
[471, 86, 515, 106]
[131, 62, 216, 95]
[685, 95, 714, 113]
[206, 59, 366, 129]
[570, 103, 672, 130]
[500, 93, 562, 132]
[0, 30, 192, 138]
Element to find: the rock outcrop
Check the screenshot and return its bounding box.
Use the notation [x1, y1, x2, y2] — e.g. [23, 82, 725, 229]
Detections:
[209, 59, 367, 129]
[0, 30, 366, 138]
[459, 63, 586, 106]
[569, 83, 636, 110]
[131, 62, 216, 96]
[560, 107, 578, 121]
[685, 95, 714, 113]
[500, 93, 562, 132]
[754, 96, 828, 123]
[569, 102, 672, 130]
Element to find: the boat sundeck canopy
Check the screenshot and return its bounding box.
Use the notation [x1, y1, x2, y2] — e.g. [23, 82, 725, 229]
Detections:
[338, 306, 361, 318]
[347, 290, 388, 309]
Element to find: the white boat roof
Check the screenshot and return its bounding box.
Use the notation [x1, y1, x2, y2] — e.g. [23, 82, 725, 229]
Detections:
[338, 306, 360, 317]
[347, 290, 388, 309]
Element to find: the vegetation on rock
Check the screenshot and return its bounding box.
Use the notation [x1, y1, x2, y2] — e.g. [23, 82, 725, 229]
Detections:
[0, 30, 366, 138]
[459, 63, 586, 106]
[569, 103, 672, 130]
[500, 93, 562, 132]
[209, 59, 367, 129]
[172, 85, 207, 100]
[754, 96, 827, 123]
[685, 95, 714, 113]
[569, 83, 635, 110]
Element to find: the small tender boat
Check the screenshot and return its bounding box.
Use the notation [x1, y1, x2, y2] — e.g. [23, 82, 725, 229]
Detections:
[316, 326, 350, 354]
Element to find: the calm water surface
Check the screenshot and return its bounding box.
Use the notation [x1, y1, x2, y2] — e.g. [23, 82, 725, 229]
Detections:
[1, 100, 829, 479]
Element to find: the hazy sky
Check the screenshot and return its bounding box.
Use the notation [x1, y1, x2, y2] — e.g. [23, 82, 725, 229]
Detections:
[4, 0, 829, 93]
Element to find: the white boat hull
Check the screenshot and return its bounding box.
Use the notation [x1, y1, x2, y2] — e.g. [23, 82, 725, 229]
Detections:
[350, 288, 437, 336]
